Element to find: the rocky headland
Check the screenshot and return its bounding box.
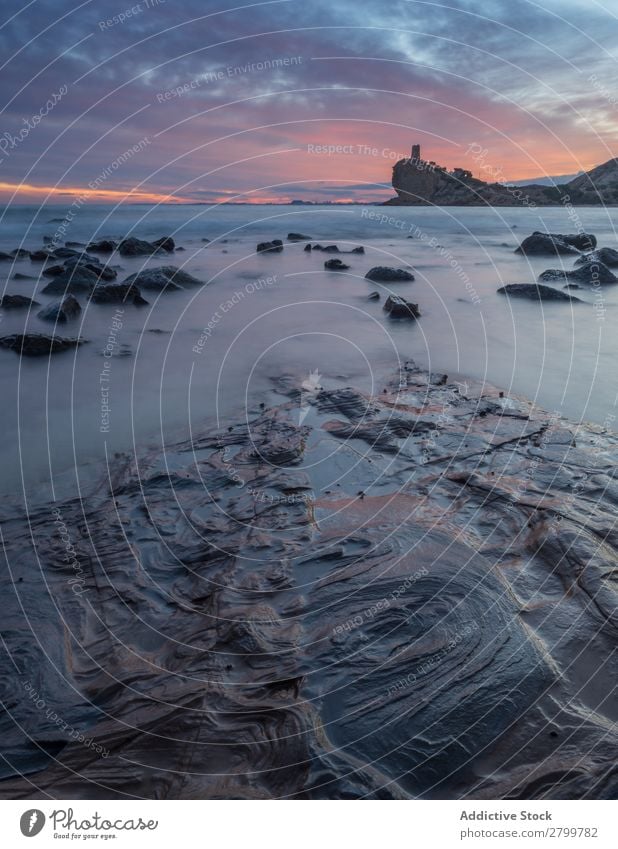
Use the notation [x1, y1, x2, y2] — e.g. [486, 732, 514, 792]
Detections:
[387, 145, 618, 206]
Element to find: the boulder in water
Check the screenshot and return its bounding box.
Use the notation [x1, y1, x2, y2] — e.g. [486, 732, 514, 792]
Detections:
[37, 294, 81, 323]
[0, 333, 84, 356]
[0, 294, 39, 309]
[575, 247, 618, 267]
[287, 232, 312, 241]
[497, 284, 581, 302]
[365, 266, 415, 282]
[91, 283, 148, 305]
[86, 239, 117, 253]
[41, 267, 100, 294]
[118, 237, 157, 256]
[324, 258, 350, 270]
[123, 266, 203, 290]
[539, 261, 618, 286]
[257, 240, 284, 253]
[383, 295, 420, 318]
[515, 231, 596, 256]
[152, 236, 175, 253]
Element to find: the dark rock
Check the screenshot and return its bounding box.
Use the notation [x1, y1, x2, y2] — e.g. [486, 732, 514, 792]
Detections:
[575, 247, 618, 267]
[65, 241, 86, 248]
[0, 251, 14, 260]
[11, 248, 30, 258]
[41, 267, 100, 294]
[152, 236, 175, 253]
[383, 295, 420, 318]
[12, 273, 35, 280]
[123, 266, 203, 290]
[304, 244, 312, 252]
[91, 283, 148, 306]
[368, 291, 380, 300]
[287, 233, 312, 241]
[118, 237, 157, 256]
[29, 250, 51, 262]
[257, 240, 284, 253]
[365, 266, 415, 282]
[563, 232, 597, 251]
[0, 295, 39, 309]
[514, 231, 595, 256]
[351, 246, 365, 254]
[42, 265, 66, 278]
[324, 259, 350, 271]
[51, 247, 84, 259]
[0, 333, 84, 355]
[497, 284, 581, 302]
[37, 295, 81, 323]
[64, 256, 117, 281]
[539, 261, 618, 286]
[86, 240, 117, 253]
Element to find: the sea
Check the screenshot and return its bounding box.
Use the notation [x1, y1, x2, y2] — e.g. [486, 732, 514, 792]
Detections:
[1, 201, 617, 498]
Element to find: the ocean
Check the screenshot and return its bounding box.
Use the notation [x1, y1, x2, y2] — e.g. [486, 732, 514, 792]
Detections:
[1, 201, 617, 498]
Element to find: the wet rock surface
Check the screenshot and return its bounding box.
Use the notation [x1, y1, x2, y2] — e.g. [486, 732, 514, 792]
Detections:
[2, 367, 613, 798]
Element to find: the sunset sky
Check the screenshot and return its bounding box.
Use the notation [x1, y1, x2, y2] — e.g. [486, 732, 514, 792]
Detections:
[0, 0, 617, 204]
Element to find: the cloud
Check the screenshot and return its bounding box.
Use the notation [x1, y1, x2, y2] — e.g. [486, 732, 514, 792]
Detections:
[0, 0, 616, 202]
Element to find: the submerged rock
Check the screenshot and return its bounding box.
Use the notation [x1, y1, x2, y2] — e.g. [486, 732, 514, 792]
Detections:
[366, 266, 415, 282]
[575, 247, 618, 267]
[0, 333, 84, 355]
[368, 291, 380, 300]
[324, 258, 350, 270]
[257, 240, 284, 253]
[0, 294, 39, 309]
[91, 283, 148, 305]
[152, 236, 175, 253]
[515, 231, 596, 255]
[539, 261, 618, 286]
[37, 295, 81, 323]
[29, 250, 51, 262]
[383, 294, 420, 317]
[497, 284, 581, 302]
[86, 239, 117, 253]
[287, 232, 312, 241]
[123, 266, 203, 290]
[120, 236, 175, 256]
[41, 267, 100, 294]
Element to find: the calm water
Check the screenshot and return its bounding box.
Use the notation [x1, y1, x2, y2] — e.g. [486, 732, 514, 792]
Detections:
[1, 201, 618, 498]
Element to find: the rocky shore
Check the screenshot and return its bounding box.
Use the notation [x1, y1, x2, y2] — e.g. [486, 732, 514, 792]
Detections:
[0, 363, 616, 799]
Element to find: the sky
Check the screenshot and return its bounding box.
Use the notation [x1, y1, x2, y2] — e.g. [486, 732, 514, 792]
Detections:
[0, 0, 617, 204]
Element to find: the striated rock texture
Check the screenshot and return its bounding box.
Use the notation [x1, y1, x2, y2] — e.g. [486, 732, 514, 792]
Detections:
[0, 366, 616, 799]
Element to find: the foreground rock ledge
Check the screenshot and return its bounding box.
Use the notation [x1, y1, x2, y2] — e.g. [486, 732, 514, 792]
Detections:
[0, 365, 616, 800]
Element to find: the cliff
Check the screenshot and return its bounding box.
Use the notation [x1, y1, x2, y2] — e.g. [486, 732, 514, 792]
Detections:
[387, 151, 618, 206]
